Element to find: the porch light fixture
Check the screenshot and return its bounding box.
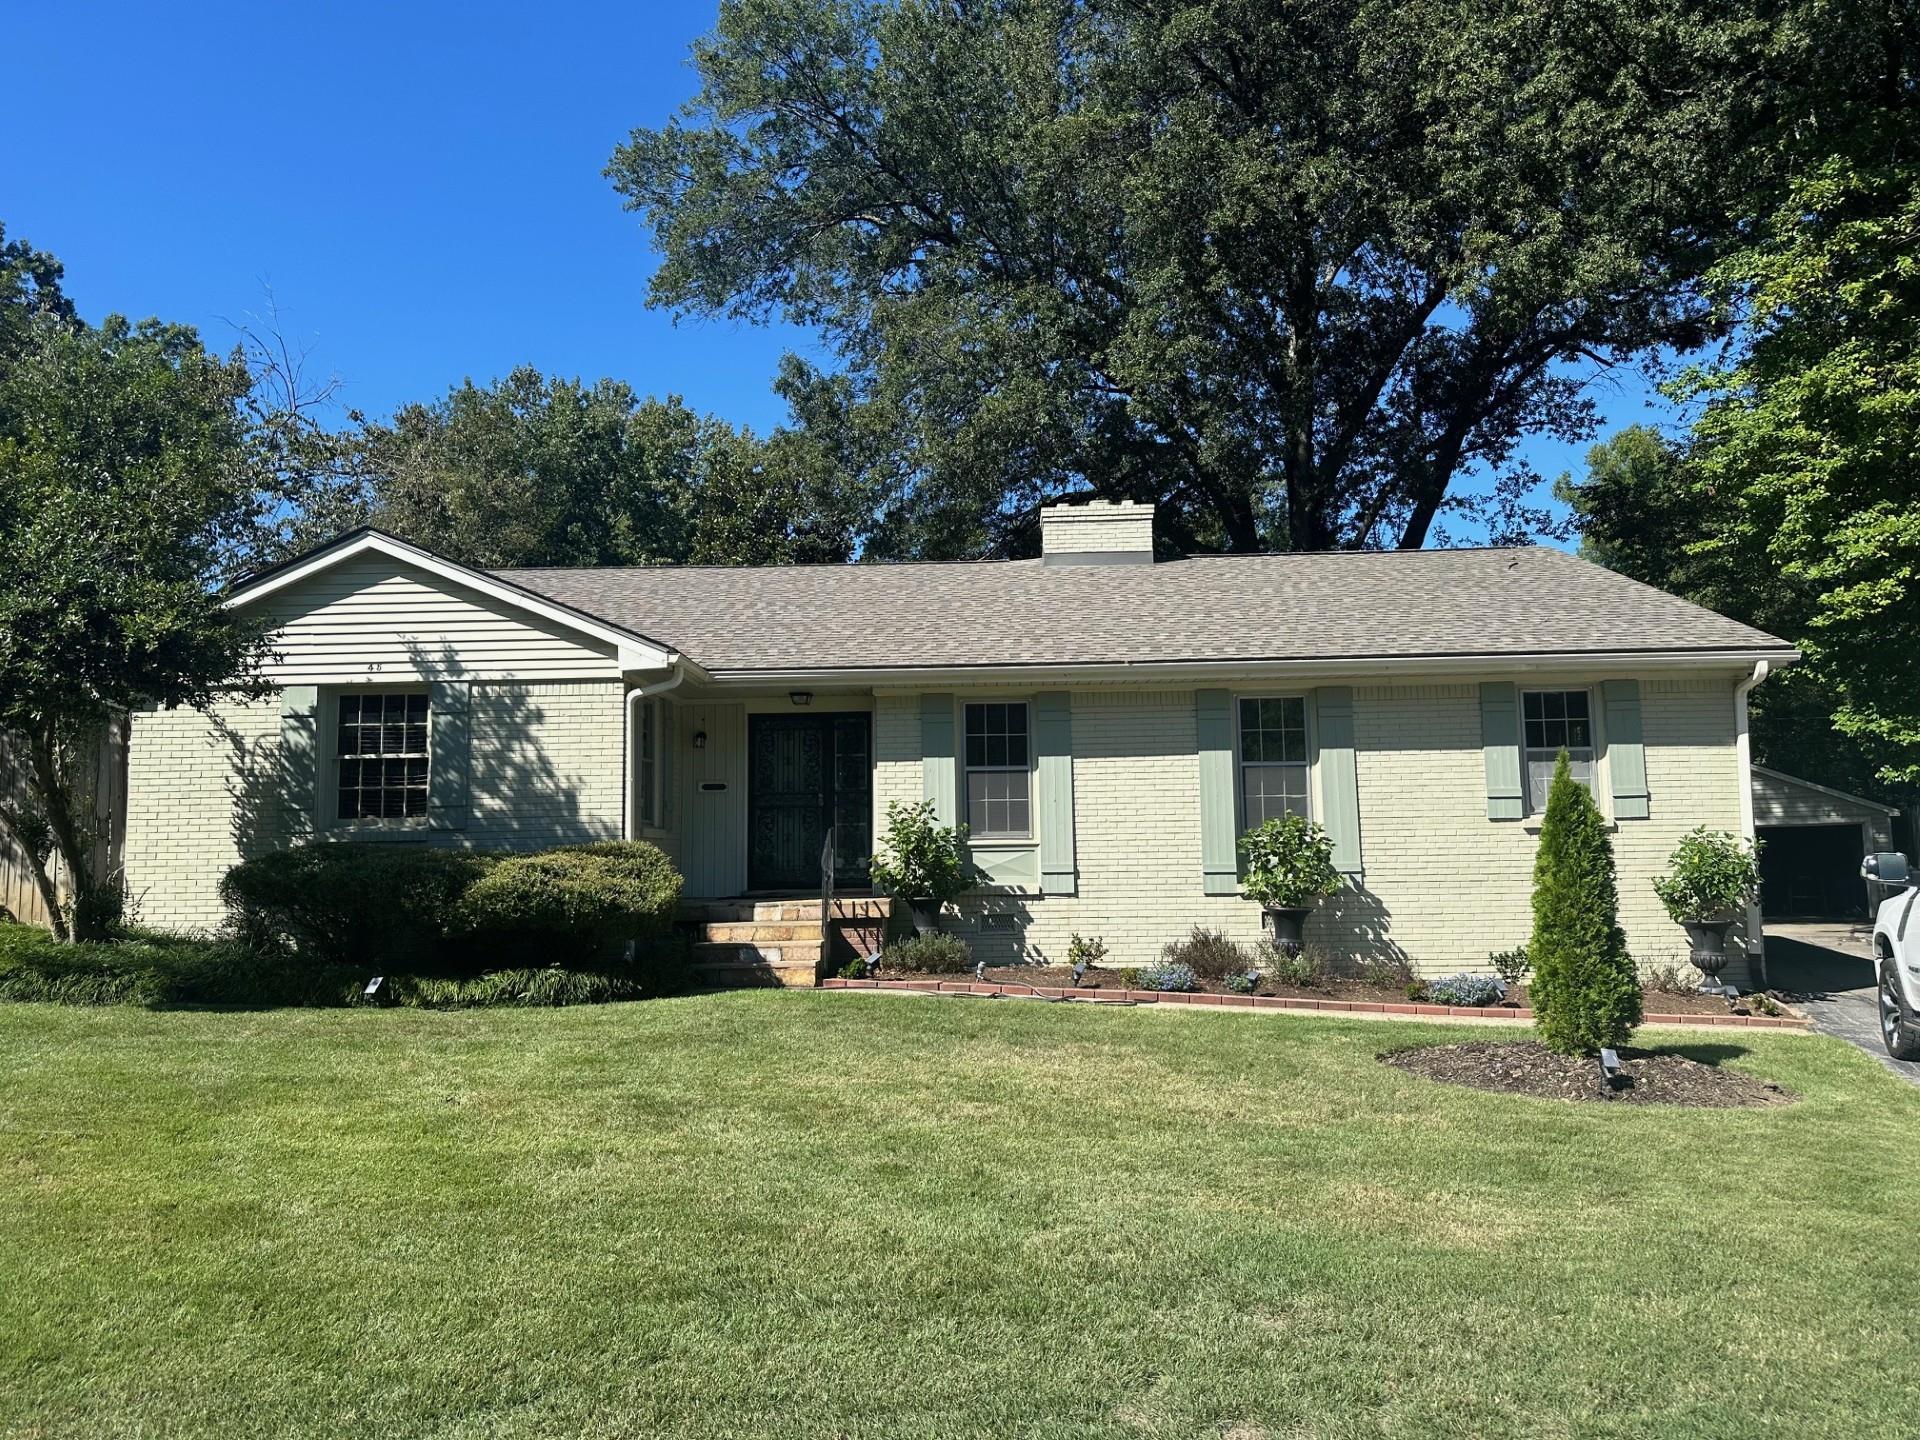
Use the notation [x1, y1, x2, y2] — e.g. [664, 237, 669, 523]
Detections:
[789, 691, 813, 706]
[692, 730, 707, 749]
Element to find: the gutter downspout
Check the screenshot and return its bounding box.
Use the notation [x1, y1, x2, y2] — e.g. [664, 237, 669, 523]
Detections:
[625, 660, 686, 839]
[1734, 660, 1771, 986]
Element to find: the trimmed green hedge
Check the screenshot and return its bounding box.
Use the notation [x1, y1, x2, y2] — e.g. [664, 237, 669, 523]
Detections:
[454, 842, 683, 958]
[219, 839, 684, 972]
[219, 844, 494, 971]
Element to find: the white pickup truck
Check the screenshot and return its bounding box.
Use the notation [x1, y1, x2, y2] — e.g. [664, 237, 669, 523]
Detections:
[1866, 853, 1920, 1060]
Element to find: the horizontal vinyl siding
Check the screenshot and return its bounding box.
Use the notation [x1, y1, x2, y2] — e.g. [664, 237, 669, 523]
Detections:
[255, 553, 622, 683]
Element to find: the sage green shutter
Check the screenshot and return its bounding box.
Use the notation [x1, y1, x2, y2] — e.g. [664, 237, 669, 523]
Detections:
[1033, 691, 1076, 895]
[920, 693, 956, 826]
[1479, 681, 1524, 820]
[427, 681, 471, 832]
[1601, 678, 1650, 820]
[1196, 689, 1238, 895]
[1312, 687, 1362, 875]
[278, 685, 319, 837]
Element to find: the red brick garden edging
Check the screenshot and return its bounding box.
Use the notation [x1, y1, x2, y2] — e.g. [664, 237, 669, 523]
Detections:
[818, 977, 1811, 1030]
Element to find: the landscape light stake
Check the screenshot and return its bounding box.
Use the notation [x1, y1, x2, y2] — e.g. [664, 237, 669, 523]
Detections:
[1599, 1048, 1625, 1091]
[1071, 959, 1088, 986]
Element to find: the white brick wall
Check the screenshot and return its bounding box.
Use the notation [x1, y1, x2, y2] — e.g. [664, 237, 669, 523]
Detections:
[466, 682, 624, 850]
[874, 676, 1750, 978]
[123, 697, 285, 934]
[123, 680, 625, 934]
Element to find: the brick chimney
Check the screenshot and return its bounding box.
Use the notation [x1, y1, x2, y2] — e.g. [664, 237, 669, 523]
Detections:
[1038, 500, 1156, 566]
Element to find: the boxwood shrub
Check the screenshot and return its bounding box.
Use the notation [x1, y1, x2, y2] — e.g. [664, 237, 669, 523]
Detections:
[220, 839, 686, 973]
[453, 841, 683, 959]
[219, 843, 495, 971]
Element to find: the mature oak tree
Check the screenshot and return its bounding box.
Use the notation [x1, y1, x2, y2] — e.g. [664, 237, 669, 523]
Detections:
[609, 0, 1828, 555]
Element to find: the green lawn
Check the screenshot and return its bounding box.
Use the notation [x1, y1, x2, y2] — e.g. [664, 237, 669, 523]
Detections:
[2, 995, 1915, 1439]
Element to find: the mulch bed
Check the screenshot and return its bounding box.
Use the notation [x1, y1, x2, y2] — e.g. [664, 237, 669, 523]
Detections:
[868, 964, 1793, 1019]
[1382, 1040, 1797, 1108]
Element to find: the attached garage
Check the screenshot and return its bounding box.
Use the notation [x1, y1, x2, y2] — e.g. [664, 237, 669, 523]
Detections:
[1752, 766, 1900, 920]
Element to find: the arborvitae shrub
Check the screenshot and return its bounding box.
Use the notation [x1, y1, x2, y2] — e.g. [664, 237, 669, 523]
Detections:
[1528, 752, 1642, 1055]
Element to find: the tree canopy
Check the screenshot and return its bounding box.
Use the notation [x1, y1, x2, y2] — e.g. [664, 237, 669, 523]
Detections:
[332, 363, 872, 569]
[1562, 19, 1918, 795]
[609, 0, 1849, 556]
[0, 241, 269, 937]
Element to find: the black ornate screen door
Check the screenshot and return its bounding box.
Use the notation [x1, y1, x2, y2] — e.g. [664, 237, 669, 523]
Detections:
[747, 713, 872, 891]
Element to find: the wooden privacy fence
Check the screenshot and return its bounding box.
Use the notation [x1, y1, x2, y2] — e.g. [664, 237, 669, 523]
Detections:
[0, 719, 128, 930]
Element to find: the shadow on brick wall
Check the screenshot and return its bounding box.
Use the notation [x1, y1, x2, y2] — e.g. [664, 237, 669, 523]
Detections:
[217, 639, 610, 871]
[1314, 881, 1410, 974]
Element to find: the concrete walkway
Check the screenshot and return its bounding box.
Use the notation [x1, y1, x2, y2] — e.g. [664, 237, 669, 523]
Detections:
[1766, 920, 1920, 1086]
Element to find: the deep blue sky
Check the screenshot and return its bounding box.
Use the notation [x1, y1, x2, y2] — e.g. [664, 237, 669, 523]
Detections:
[8, 0, 1671, 535]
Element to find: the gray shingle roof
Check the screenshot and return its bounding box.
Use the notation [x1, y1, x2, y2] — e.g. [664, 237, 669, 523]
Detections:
[497, 546, 1791, 675]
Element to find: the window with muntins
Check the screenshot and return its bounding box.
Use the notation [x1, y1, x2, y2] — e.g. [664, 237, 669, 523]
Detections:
[964, 702, 1031, 838]
[336, 692, 429, 820]
[1238, 697, 1309, 825]
[1523, 689, 1595, 810]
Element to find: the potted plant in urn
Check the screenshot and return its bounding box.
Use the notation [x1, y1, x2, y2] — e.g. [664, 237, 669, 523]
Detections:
[1238, 814, 1343, 950]
[1652, 827, 1763, 985]
[867, 800, 972, 936]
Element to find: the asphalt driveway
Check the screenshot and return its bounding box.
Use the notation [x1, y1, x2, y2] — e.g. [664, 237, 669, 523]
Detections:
[1767, 920, 1920, 1086]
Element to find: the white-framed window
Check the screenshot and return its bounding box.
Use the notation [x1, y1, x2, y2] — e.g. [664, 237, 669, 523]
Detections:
[964, 701, 1031, 839]
[1522, 688, 1595, 811]
[1238, 696, 1310, 826]
[335, 691, 429, 821]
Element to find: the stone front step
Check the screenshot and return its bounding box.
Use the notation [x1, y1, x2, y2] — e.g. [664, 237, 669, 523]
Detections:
[698, 921, 824, 945]
[681, 896, 892, 925]
[677, 897, 892, 989]
[689, 941, 822, 989]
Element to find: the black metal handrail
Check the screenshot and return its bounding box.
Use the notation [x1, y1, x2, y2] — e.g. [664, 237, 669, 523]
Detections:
[819, 824, 837, 955]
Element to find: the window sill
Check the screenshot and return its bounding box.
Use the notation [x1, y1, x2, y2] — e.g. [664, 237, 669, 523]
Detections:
[1521, 819, 1618, 835]
[324, 821, 433, 842]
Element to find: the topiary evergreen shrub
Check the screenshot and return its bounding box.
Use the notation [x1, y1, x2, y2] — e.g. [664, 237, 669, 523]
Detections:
[1528, 752, 1641, 1055]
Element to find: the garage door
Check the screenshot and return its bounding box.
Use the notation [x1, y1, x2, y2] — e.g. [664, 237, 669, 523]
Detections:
[1758, 823, 1867, 918]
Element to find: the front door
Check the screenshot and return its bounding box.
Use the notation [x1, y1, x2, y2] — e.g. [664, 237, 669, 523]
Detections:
[747, 712, 872, 891]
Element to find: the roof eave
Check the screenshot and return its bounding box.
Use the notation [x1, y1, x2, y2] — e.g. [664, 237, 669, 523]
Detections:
[693, 646, 1801, 688]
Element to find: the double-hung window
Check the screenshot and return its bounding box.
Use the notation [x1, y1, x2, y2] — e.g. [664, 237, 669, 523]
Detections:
[1238, 697, 1309, 825]
[1522, 689, 1595, 811]
[964, 702, 1030, 839]
[336, 692, 429, 820]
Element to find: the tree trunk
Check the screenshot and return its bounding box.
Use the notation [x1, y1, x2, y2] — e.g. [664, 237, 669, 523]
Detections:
[24, 721, 105, 944]
[20, 839, 69, 944]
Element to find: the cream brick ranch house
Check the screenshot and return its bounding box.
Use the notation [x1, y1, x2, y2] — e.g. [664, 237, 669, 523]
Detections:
[123, 501, 1797, 982]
